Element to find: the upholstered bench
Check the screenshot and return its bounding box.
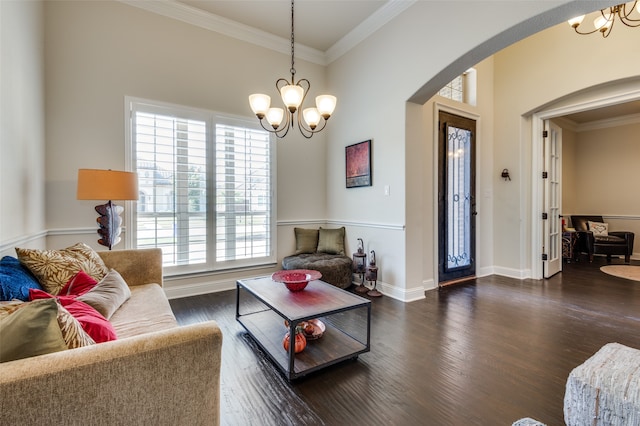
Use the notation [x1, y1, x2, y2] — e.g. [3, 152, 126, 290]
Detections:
[282, 252, 352, 289]
[564, 343, 640, 425]
[281, 227, 353, 289]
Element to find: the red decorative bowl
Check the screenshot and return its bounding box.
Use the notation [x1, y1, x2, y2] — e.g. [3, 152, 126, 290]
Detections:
[271, 269, 322, 292]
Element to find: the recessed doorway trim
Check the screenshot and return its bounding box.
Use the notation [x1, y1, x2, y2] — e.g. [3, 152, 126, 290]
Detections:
[530, 85, 640, 279]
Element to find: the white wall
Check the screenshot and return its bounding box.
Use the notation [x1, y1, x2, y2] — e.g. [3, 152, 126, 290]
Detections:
[42, 0, 328, 294]
[0, 0, 46, 257]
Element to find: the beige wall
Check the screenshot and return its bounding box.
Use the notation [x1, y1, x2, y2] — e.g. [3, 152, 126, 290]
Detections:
[492, 17, 640, 275]
[0, 0, 46, 257]
[563, 121, 640, 256]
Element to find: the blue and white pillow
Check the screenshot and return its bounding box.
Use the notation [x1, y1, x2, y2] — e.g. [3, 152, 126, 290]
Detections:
[0, 256, 43, 301]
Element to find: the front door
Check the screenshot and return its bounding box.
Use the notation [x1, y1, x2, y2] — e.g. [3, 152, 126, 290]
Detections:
[438, 111, 476, 285]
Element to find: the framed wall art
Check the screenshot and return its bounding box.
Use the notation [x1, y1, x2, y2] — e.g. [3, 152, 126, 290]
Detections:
[345, 139, 372, 188]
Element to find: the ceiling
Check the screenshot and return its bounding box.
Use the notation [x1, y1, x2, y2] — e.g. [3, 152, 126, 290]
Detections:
[162, 1, 640, 124]
[562, 100, 640, 124]
[178, 0, 387, 52]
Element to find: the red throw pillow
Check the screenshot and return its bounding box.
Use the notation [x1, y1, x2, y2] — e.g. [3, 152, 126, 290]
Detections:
[29, 289, 117, 343]
[58, 270, 98, 297]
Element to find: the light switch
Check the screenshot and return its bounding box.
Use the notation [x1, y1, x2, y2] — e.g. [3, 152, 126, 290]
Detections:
[384, 185, 390, 196]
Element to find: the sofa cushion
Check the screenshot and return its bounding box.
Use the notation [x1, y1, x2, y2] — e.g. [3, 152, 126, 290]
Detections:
[109, 283, 178, 339]
[294, 228, 319, 254]
[282, 253, 352, 289]
[317, 227, 346, 255]
[0, 256, 42, 301]
[77, 269, 131, 320]
[16, 243, 109, 295]
[29, 289, 117, 343]
[0, 299, 68, 362]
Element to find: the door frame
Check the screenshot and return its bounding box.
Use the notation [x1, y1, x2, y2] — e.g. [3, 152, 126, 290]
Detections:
[433, 103, 480, 287]
[530, 87, 640, 279]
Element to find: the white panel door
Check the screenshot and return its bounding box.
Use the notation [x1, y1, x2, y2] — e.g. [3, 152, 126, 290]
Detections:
[543, 120, 562, 278]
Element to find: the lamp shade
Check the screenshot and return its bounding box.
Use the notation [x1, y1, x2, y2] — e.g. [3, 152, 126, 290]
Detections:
[249, 94, 271, 117]
[77, 169, 138, 201]
[280, 84, 304, 111]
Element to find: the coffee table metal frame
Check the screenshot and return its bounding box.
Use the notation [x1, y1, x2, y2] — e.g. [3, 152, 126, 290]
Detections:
[236, 276, 371, 381]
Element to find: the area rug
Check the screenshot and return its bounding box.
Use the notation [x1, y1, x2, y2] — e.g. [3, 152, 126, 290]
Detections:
[600, 265, 640, 282]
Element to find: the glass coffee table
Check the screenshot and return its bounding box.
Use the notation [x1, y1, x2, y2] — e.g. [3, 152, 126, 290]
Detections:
[236, 275, 371, 381]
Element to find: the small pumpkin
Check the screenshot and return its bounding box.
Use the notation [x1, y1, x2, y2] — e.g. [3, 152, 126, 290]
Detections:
[282, 330, 307, 353]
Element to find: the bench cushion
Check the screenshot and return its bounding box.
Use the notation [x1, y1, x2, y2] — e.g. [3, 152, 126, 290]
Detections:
[282, 253, 352, 289]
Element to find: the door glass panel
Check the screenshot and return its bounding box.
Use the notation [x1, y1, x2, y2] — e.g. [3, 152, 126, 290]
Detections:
[446, 125, 472, 270]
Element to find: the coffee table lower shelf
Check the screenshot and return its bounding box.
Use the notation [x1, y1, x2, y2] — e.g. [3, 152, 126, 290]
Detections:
[238, 309, 369, 380]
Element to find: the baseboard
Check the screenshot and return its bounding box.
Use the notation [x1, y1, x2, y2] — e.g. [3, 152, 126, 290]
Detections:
[493, 266, 532, 280]
[380, 281, 426, 302]
[164, 276, 236, 300]
[477, 266, 495, 277]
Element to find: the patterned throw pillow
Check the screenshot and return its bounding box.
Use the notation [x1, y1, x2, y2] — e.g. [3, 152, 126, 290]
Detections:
[0, 300, 27, 319]
[55, 301, 96, 349]
[588, 221, 608, 236]
[16, 243, 109, 295]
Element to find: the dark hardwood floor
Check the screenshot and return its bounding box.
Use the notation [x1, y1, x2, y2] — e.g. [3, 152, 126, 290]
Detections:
[169, 256, 640, 426]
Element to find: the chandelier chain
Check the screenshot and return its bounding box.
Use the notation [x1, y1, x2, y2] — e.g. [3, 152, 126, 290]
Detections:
[290, 0, 295, 78]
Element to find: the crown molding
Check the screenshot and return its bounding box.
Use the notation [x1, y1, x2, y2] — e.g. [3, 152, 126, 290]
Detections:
[326, 0, 417, 64]
[575, 112, 640, 132]
[118, 0, 415, 66]
[118, 0, 325, 65]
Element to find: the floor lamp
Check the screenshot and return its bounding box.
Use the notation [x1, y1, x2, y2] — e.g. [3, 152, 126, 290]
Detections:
[77, 169, 138, 250]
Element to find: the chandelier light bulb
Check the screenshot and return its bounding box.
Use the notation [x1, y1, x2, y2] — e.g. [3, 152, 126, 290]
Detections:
[568, 15, 585, 28]
[302, 108, 321, 130]
[249, 94, 271, 118]
[266, 108, 285, 129]
[594, 13, 612, 32]
[316, 95, 337, 119]
[280, 84, 304, 112]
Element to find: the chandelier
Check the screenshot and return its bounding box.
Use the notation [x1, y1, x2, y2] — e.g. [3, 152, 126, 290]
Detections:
[568, 1, 640, 37]
[248, 0, 336, 139]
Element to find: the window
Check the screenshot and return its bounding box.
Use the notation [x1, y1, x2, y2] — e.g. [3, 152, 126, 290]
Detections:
[438, 68, 477, 106]
[127, 98, 275, 274]
[438, 75, 464, 102]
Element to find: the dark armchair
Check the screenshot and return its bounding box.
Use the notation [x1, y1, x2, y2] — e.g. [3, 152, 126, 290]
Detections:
[570, 215, 635, 263]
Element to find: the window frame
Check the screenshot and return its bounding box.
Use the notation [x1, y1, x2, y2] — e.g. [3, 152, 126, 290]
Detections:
[124, 96, 277, 276]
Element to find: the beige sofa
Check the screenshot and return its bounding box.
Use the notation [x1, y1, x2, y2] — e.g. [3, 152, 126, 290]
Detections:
[0, 248, 223, 425]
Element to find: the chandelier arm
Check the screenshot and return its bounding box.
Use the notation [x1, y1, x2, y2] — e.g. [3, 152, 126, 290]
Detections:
[620, 1, 640, 25]
[573, 25, 601, 35]
[298, 116, 328, 135]
[296, 114, 314, 139]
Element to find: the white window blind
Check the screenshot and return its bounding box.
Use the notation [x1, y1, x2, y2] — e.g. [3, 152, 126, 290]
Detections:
[128, 98, 275, 273]
[215, 124, 272, 263]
